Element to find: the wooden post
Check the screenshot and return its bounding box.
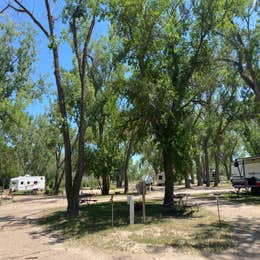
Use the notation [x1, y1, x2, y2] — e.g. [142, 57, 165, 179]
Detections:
[110, 194, 114, 227]
[142, 181, 146, 224]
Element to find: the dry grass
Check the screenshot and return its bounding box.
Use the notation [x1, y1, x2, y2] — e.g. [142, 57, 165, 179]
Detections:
[39, 200, 235, 255]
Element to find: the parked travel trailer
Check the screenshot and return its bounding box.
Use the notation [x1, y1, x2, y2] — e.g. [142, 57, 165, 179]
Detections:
[142, 175, 153, 185]
[156, 172, 165, 186]
[9, 175, 45, 192]
[230, 156, 260, 193]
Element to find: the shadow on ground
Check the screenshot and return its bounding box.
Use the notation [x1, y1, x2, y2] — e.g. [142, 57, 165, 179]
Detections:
[36, 201, 195, 241]
[206, 217, 260, 260]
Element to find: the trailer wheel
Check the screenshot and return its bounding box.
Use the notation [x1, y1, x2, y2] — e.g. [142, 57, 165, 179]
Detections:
[251, 187, 260, 195]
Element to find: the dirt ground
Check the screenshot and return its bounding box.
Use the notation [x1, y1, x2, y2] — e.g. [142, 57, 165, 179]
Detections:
[0, 185, 259, 260]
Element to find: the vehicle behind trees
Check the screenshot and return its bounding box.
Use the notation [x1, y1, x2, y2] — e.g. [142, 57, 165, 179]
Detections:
[9, 175, 45, 192]
[231, 157, 260, 193]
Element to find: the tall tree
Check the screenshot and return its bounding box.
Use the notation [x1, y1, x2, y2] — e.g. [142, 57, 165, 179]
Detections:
[218, 0, 260, 101]
[2, 0, 101, 216]
[109, 0, 221, 205]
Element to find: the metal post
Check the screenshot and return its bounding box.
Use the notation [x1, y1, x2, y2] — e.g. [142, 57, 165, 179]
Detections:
[216, 196, 221, 223]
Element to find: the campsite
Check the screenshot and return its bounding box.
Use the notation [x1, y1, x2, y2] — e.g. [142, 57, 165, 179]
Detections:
[0, 0, 259, 259]
[1, 184, 260, 259]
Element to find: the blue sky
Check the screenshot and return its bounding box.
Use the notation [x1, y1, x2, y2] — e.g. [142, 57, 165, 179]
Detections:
[0, 1, 108, 116]
[26, 18, 108, 116]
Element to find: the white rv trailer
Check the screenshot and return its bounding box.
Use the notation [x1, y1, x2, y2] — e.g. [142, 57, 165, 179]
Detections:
[156, 172, 165, 186]
[231, 156, 260, 193]
[9, 175, 45, 192]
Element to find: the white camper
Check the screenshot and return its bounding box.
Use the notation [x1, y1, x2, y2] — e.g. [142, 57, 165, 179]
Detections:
[156, 172, 165, 186]
[231, 156, 260, 193]
[9, 175, 45, 192]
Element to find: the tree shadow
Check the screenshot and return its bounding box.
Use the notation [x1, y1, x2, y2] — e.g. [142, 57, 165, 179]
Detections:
[205, 217, 260, 259]
[36, 201, 197, 243]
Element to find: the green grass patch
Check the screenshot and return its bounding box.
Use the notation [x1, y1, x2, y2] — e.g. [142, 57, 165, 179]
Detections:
[38, 201, 194, 237]
[219, 192, 260, 205]
[129, 211, 234, 254]
[38, 200, 236, 254]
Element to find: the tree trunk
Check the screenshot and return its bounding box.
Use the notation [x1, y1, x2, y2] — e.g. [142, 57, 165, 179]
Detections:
[116, 171, 123, 188]
[223, 162, 229, 181]
[214, 142, 221, 187]
[162, 146, 174, 206]
[203, 138, 210, 187]
[101, 174, 110, 195]
[185, 175, 191, 188]
[54, 169, 65, 194]
[54, 148, 62, 194]
[228, 155, 233, 180]
[190, 170, 195, 185]
[1, 178, 5, 191]
[67, 193, 79, 218]
[5, 0, 94, 218]
[195, 154, 203, 186]
[67, 9, 95, 217]
[44, 2, 74, 216]
[123, 131, 135, 194]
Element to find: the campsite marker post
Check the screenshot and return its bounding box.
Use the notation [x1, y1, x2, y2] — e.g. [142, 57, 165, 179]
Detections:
[127, 195, 135, 224]
[214, 194, 221, 223]
[141, 181, 146, 224]
[110, 194, 114, 227]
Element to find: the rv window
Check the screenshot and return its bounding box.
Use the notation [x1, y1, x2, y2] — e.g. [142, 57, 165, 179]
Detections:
[40, 177, 43, 180]
[27, 181, 30, 184]
[12, 181, 16, 185]
[20, 181, 24, 185]
[34, 181, 38, 184]
[159, 175, 162, 180]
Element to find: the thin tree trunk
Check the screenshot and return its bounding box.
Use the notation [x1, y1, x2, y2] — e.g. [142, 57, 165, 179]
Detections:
[45, 4, 73, 215]
[214, 141, 221, 186]
[5, 0, 95, 217]
[54, 169, 65, 194]
[195, 154, 203, 186]
[2, 178, 5, 191]
[54, 148, 62, 194]
[203, 138, 210, 187]
[185, 175, 191, 188]
[223, 162, 229, 181]
[68, 9, 95, 217]
[162, 146, 174, 206]
[123, 131, 135, 194]
[228, 155, 233, 180]
[116, 171, 123, 188]
[190, 170, 195, 185]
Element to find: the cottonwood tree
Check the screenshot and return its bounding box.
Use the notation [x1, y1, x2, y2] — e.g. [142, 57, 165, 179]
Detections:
[2, 0, 102, 216]
[109, 0, 226, 205]
[217, 0, 260, 101]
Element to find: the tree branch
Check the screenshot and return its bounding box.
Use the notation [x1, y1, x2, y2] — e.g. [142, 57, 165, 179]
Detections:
[71, 9, 82, 77]
[12, 0, 49, 38]
[82, 15, 96, 73]
[0, 5, 10, 14]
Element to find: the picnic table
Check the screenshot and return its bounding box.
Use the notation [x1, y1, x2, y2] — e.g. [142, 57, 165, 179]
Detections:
[0, 191, 13, 200]
[79, 193, 98, 205]
[173, 193, 189, 206]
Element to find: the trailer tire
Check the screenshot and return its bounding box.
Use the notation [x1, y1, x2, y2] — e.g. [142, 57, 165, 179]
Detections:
[251, 187, 260, 195]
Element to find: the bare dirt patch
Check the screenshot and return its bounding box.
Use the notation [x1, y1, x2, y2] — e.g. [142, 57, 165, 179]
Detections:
[0, 185, 259, 260]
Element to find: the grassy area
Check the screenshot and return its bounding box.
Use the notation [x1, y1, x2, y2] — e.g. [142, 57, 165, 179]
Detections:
[218, 192, 260, 205]
[38, 200, 236, 254]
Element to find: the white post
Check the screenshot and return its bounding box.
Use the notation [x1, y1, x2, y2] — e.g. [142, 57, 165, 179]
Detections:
[127, 195, 135, 224]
